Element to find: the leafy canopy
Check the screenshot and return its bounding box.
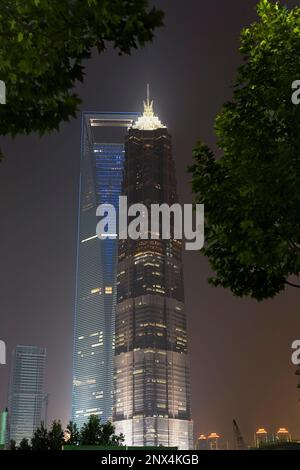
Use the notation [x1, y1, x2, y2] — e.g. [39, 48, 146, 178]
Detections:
[18, 438, 31, 450]
[48, 420, 64, 451]
[15, 416, 123, 450]
[66, 420, 80, 446]
[80, 414, 124, 446]
[0, 0, 164, 136]
[9, 439, 17, 451]
[31, 422, 49, 450]
[189, 0, 300, 301]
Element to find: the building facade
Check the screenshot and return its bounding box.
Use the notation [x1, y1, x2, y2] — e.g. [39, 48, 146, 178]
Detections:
[72, 113, 139, 427]
[7, 346, 46, 445]
[113, 98, 193, 449]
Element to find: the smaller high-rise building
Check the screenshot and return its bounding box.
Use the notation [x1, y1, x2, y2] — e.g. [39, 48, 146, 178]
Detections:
[207, 432, 220, 450]
[7, 346, 46, 445]
[276, 428, 291, 442]
[196, 434, 209, 450]
[255, 428, 269, 448]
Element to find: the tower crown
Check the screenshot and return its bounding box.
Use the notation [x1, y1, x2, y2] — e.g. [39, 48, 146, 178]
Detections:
[133, 85, 166, 131]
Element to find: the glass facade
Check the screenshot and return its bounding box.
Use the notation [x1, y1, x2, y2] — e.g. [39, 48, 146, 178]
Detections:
[7, 346, 46, 445]
[72, 113, 139, 428]
[113, 101, 193, 449]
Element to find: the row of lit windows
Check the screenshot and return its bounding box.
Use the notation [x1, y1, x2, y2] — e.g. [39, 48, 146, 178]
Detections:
[90, 286, 113, 295]
[78, 332, 103, 340]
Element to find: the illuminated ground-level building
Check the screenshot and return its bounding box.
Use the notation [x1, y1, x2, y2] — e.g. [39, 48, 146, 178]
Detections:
[113, 95, 193, 449]
[72, 112, 139, 428]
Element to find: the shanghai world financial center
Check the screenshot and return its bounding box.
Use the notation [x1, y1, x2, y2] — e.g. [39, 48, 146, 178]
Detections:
[72, 101, 193, 449]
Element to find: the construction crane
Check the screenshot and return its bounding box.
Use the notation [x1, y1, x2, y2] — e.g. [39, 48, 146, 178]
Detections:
[233, 419, 246, 450]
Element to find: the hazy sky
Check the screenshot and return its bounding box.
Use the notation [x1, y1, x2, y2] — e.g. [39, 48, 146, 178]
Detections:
[0, 0, 300, 448]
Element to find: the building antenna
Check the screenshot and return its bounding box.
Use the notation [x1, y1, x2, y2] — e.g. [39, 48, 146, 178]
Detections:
[147, 83, 150, 105]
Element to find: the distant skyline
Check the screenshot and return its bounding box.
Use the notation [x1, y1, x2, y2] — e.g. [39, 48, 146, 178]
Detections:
[0, 0, 300, 448]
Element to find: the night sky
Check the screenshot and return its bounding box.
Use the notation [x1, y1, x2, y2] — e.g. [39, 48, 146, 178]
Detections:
[0, 0, 300, 448]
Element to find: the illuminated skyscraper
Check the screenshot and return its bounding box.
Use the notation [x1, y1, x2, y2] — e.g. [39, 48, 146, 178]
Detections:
[196, 434, 209, 450]
[208, 433, 220, 450]
[7, 346, 46, 445]
[255, 428, 269, 448]
[113, 94, 193, 449]
[72, 112, 139, 427]
[276, 428, 291, 442]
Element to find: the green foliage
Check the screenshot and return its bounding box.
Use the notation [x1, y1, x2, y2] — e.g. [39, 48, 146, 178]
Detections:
[31, 422, 49, 450]
[48, 420, 64, 451]
[10, 417, 124, 451]
[80, 415, 124, 446]
[18, 438, 31, 450]
[189, 0, 300, 301]
[0, 0, 164, 136]
[9, 439, 17, 451]
[101, 421, 125, 446]
[80, 414, 103, 445]
[66, 420, 80, 446]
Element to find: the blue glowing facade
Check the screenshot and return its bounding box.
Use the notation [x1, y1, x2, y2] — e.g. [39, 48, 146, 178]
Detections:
[72, 113, 139, 427]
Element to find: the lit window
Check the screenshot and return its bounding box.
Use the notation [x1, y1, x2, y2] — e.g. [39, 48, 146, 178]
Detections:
[91, 288, 101, 294]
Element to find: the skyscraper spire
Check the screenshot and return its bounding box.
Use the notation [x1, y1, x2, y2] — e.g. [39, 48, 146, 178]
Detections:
[133, 85, 166, 131]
